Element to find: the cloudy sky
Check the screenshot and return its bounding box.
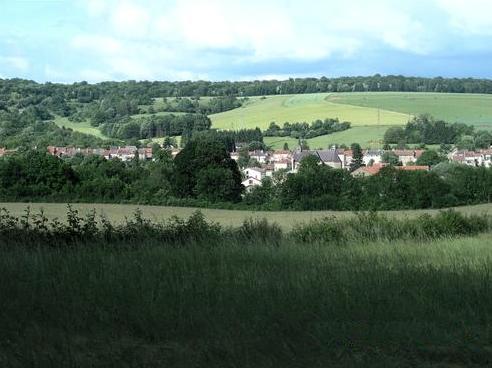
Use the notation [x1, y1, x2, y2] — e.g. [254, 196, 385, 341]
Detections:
[1, 0, 491, 82]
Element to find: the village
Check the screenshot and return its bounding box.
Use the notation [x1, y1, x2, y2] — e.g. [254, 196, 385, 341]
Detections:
[9, 144, 485, 192]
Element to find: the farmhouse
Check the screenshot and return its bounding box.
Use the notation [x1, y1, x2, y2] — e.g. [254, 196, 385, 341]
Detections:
[249, 150, 268, 163]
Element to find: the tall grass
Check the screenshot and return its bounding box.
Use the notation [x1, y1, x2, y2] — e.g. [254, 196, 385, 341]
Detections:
[2, 235, 492, 366]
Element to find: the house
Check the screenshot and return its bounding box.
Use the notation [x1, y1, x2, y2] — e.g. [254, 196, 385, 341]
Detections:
[337, 149, 353, 170]
[393, 150, 424, 165]
[241, 176, 263, 191]
[352, 163, 429, 177]
[230, 152, 240, 161]
[450, 149, 492, 168]
[363, 150, 384, 166]
[270, 150, 292, 162]
[273, 159, 291, 171]
[351, 163, 387, 177]
[241, 166, 273, 191]
[249, 150, 268, 163]
[292, 149, 343, 171]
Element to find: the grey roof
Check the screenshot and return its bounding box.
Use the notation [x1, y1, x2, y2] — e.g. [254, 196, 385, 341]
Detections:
[293, 149, 342, 164]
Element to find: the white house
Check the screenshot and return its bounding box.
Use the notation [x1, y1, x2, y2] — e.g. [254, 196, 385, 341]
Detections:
[241, 176, 263, 191]
[249, 150, 268, 163]
[363, 150, 384, 166]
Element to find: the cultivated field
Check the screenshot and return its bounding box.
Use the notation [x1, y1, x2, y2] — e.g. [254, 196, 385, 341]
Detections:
[329, 92, 492, 129]
[212, 92, 492, 149]
[2, 202, 491, 229]
[210, 93, 410, 130]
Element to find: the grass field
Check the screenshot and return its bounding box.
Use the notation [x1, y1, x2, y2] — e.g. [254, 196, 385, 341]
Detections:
[2, 202, 491, 229]
[53, 116, 109, 140]
[210, 93, 410, 131]
[329, 92, 492, 129]
[3, 233, 492, 366]
[211, 92, 492, 149]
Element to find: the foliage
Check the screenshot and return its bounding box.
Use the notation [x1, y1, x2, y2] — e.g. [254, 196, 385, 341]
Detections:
[264, 118, 350, 139]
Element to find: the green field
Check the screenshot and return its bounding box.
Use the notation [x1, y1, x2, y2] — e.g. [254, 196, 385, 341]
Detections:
[2, 202, 491, 229]
[210, 93, 410, 130]
[3, 232, 492, 366]
[329, 92, 492, 129]
[264, 125, 393, 149]
[53, 116, 109, 140]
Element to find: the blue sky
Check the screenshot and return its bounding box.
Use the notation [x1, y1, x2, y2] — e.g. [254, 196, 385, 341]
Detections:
[1, 0, 492, 82]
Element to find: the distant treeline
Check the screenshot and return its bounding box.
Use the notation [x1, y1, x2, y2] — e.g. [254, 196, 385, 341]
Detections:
[1, 136, 492, 211]
[3, 76, 492, 102]
[384, 115, 492, 149]
[264, 118, 351, 139]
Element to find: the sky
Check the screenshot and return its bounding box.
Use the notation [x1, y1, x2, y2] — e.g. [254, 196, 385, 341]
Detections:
[0, 0, 492, 83]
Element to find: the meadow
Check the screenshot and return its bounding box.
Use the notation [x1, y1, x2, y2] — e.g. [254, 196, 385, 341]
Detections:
[53, 116, 110, 140]
[1, 202, 491, 229]
[2, 232, 492, 366]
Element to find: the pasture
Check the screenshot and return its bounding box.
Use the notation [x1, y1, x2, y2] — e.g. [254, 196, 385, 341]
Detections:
[1, 202, 491, 229]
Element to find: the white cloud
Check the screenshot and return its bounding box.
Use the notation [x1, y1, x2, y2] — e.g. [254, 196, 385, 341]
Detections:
[436, 0, 492, 35]
[71, 35, 123, 55]
[110, 1, 151, 38]
[0, 56, 30, 72]
[85, 0, 108, 17]
[67, 0, 489, 81]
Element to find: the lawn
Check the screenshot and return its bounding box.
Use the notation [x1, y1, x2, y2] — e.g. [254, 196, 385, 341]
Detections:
[53, 116, 109, 140]
[328, 92, 492, 129]
[3, 233, 492, 366]
[1, 202, 491, 230]
[210, 93, 410, 130]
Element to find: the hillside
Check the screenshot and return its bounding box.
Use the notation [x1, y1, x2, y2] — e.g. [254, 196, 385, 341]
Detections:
[208, 92, 492, 149]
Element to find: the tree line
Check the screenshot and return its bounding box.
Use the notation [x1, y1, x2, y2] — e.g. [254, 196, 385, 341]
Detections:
[0, 136, 491, 210]
[384, 115, 492, 150]
[264, 118, 351, 139]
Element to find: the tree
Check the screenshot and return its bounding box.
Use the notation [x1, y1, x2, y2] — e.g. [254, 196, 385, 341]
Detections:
[237, 147, 250, 168]
[283, 142, 289, 151]
[349, 143, 364, 172]
[416, 150, 445, 167]
[384, 127, 406, 144]
[381, 151, 400, 165]
[173, 135, 243, 202]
